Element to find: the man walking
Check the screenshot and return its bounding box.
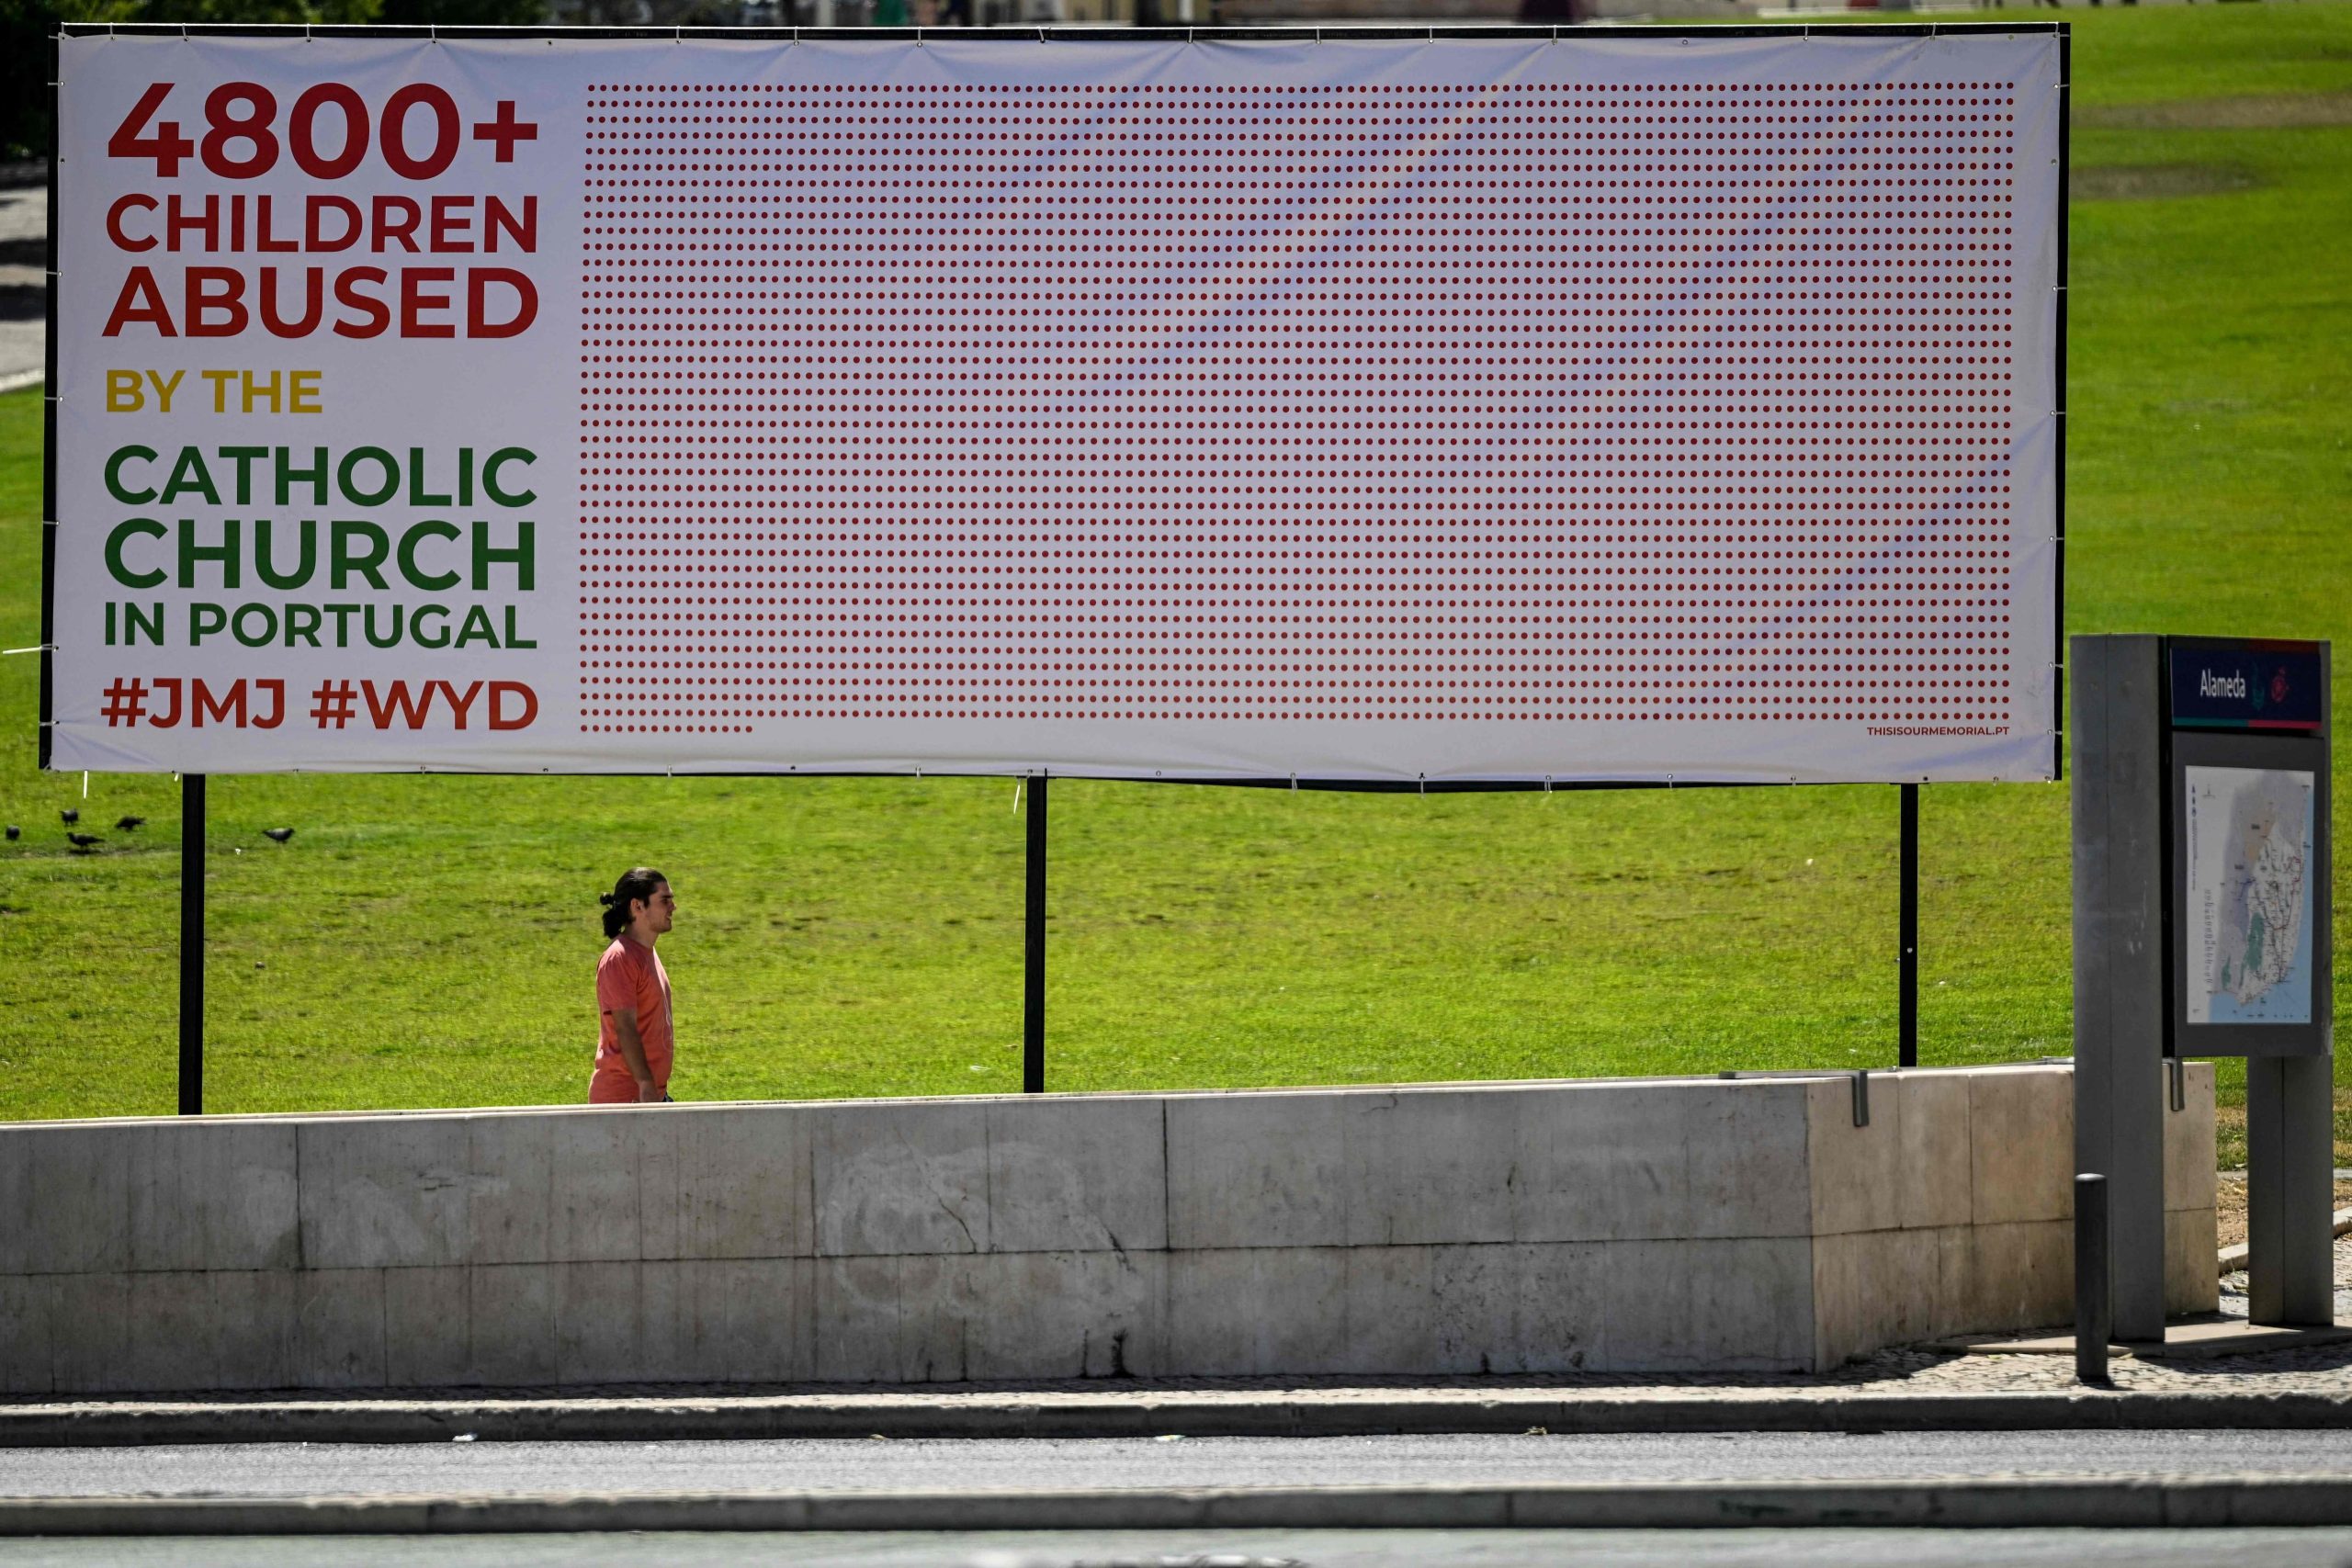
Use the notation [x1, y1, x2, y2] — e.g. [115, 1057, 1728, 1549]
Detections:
[591, 867, 678, 1104]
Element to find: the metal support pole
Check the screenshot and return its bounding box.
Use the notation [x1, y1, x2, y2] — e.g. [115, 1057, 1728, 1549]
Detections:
[2070, 636, 2170, 1343]
[1023, 772, 1047, 1095]
[2247, 1055, 2337, 1325]
[1899, 784, 1919, 1068]
[178, 773, 205, 1116]
[2075, 1172, 2111, 1383]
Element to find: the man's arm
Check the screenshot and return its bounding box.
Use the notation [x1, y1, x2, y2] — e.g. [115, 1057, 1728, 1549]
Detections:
[607, 1008, 663, 1103]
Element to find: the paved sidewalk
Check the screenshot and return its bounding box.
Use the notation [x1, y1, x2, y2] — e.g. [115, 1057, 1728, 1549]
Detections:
[9, 1331, 2351, 1447]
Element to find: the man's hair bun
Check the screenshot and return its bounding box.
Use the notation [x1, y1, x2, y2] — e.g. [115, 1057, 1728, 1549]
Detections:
[600, 868, 668, 940]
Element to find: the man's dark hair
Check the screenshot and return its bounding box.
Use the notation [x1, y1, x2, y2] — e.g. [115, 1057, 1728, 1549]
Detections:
[599, 867, 668, 941]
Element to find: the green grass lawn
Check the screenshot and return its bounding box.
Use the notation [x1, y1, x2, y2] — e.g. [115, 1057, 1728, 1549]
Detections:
[3, 4, 2348, 1165]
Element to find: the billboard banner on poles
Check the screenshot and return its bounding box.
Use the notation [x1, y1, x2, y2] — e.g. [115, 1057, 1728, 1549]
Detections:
[46, 27, 2063, 783]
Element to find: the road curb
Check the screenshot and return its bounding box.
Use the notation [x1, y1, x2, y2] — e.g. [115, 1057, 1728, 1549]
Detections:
[8, 1475, 2352, 1534]
[7, 1390, 2352, 1448]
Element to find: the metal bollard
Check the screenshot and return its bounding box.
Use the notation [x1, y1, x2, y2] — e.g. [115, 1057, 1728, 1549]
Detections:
[2075, 1172, 2111, 1385]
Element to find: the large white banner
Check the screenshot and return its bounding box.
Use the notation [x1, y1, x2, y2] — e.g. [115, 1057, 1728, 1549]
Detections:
[49, 28, 2062, 782]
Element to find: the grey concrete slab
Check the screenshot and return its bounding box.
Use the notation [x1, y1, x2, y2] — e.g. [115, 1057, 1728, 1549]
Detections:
[1973, 1067, 2075, 1226]
[984, 1097, 1166, 1256]
[2168, 1207, 2222, 1315]
[1895, 1071, 1976, 1232]
[180, 1270, 298, 1393]
[463, 1266, 562, 1386]
[21, 1124, 133, 1276]
[541, 1114, 651, 1266]
[1340, 1242, 1609, 1376]
[299, 1119, 470, 1272]
[967, 1250, 1164, 1382]
[665, 1258, 813, 1385]
[822, 1253, 986, 1384]
[1962, 1218, 2072, 1335]
[1165, 1090, 1349, 1251]
[119, 1273, 219, 1393]
[1166, 1247, 1350, 1376]
[1340, 1089, 1521, 1248]
[1806, 1075, 1905, 1236]
[0, 1134, 29, 1280]
[813, 1101, 991, 1259]
[128, 1122, 300, 1275]
[552, 1261, 645, 1385]
[0, 1275, 51, 1396]
[466, 1114, 558, 1268]
[1599, 1237, 1813, 1372]
[2167, 1062, 2220, 1213]
[384, 1267, 474, 1389]
[44, 1275, 130, 1395]
[291, 1269, 388, 1390]
[1514, 1080, 1812, 1245]
[1812, 1226, 1950, 1371]
[1453, 1241, 1610, 1375]
[669, 1105, 811, 1262]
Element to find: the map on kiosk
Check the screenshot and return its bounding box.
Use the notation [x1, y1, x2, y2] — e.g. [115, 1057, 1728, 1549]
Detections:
[2186, 765, 2317, 1024]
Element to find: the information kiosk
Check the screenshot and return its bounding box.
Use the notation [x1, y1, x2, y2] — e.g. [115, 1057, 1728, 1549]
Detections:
[2073, 635, 2335, 1340]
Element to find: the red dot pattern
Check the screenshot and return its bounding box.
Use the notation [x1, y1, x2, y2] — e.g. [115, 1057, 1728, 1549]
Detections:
[577, 76, 2023, 734]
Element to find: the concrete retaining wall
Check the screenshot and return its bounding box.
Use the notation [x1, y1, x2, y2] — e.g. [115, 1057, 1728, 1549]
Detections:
[0, 1063, 2214, 1393]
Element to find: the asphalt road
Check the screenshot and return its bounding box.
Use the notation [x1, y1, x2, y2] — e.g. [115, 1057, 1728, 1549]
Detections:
[7, 1429, 2352, 1497]
[0, 181, 42, 389]
[6, 1529, 2352, 1568]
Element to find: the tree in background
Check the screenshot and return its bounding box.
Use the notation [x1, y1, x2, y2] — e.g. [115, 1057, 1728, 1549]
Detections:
[376, 0, 548, 24]
[0, 0, 562, 161]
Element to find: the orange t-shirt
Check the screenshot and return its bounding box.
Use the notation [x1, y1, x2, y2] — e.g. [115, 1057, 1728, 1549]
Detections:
[590, 936, 673, 1102]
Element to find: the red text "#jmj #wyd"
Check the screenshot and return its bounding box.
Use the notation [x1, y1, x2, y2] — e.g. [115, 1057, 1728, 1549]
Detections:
[98, 676, 537, 730]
